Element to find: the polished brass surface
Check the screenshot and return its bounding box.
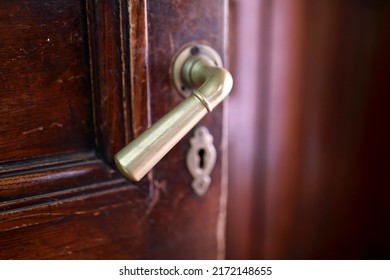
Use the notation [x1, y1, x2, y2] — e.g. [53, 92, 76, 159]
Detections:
[114, 43, 233, 181]
[171, 44, 223, 98]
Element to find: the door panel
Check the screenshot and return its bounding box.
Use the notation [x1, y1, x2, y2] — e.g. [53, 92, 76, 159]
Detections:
[0, 1, 92, 162]
[0, 0, 229, 259]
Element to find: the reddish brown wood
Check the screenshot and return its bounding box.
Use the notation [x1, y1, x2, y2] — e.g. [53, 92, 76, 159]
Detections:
[129, 0, 150, 139]
[0, 185, 147, 259]
[0, 1, 92, 163]
[86, 0, 131, 163]
[145, 0, 228, 259]
[262, 0, 390, 259]
[225, 0, 390, 260]
[0, 0, 229, 259]
[226, 0, 270, 260]
[0, 154, 119, 205]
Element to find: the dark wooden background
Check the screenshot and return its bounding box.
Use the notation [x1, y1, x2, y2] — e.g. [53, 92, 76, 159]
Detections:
[227, 0, 390, 259]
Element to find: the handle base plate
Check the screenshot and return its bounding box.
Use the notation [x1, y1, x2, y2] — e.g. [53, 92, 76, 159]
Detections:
[170, 43, 223, 98]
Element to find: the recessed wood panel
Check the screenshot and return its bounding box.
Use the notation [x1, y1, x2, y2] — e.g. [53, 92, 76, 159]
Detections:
[0, 1, 92, 163]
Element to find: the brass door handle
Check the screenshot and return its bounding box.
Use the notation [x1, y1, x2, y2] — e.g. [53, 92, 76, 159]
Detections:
[114, 43, 233, 181]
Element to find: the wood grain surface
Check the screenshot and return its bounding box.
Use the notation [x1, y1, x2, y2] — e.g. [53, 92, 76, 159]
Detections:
[0, 0, 229, 259]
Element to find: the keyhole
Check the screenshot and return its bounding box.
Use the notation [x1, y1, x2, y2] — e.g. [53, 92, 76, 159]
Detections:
[198, 149, 205, 169]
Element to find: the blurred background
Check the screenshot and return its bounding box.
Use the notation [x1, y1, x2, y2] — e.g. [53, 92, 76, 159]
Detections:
[226, 0, 390, 259]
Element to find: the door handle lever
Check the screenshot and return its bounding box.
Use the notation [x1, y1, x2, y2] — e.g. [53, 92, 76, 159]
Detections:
[114, 43, 233, 181]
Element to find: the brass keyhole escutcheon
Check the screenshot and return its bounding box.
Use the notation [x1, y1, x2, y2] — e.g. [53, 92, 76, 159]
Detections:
[187, 126, 216, 196]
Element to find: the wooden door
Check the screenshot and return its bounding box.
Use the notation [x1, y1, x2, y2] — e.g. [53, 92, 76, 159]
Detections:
[0, 0, 229, 259]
